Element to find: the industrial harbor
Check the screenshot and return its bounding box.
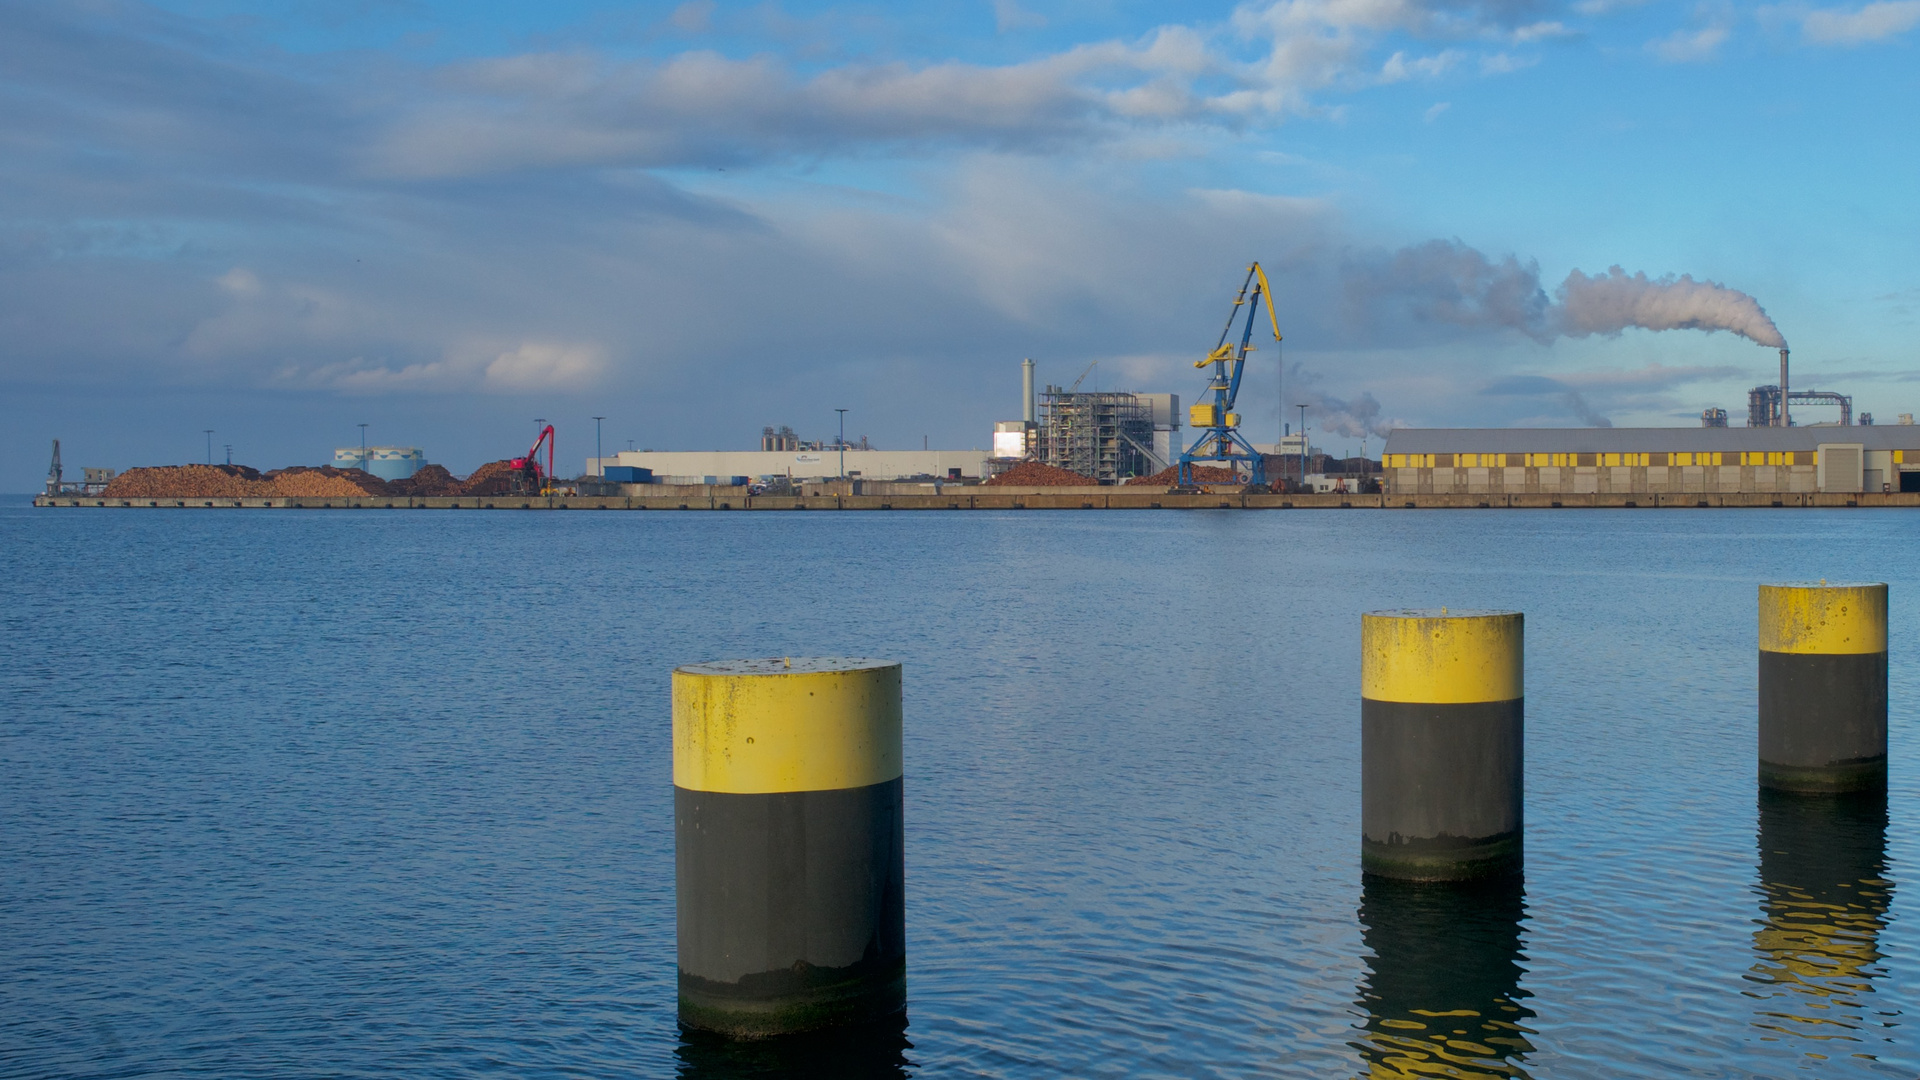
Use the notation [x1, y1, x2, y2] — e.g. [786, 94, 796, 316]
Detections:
[34, 265, 1920, 510]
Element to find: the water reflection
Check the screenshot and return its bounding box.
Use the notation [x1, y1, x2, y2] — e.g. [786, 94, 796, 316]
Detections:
[675, 1012, 913, 1079]
[1748, 789, 1898, 1053]
[1352, 876, 1534, 1079]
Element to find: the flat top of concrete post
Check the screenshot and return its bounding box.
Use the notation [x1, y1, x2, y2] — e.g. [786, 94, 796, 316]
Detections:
[676, 657, 897, 677]
[1761, 581, 1886, 591]
[1758, 584, 1886, 655]
[1363, 609, 1519, 620]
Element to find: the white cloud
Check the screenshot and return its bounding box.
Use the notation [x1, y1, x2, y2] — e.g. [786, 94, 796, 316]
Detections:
[1424, 100, 1451, 121]
[993, 0, 1048, 32]
[217, 267, 262, 296]
[1478, 51, 1538, 73]
[1380, 48, 1465, 82]
[1647, 22, 1731, 61]
[1512, 20, 1575, 41]
[1802, 0, 1920, 42]
[359, 0, 1555, 178]
[666, 1, 715, 33]
[484, 342, 608, 390]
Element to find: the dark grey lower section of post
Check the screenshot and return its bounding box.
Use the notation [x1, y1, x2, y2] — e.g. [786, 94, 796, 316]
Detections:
[676, 778, 906, 1038]
[1759, 651, 1887, 793]
[1362, 698, 1523, 881]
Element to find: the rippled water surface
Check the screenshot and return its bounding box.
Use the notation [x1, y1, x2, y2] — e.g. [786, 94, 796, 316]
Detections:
[5, 500, 1919, 1078]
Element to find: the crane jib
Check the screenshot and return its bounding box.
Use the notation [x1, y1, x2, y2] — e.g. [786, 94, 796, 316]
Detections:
[1177, 262, 1284, 489]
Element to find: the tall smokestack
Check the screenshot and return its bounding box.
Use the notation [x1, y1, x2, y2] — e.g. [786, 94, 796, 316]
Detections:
[1022, 358, 1035, 424]
[1779, 348, 1790, 427]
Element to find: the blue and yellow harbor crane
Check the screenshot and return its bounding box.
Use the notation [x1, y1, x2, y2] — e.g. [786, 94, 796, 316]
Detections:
[1178, 262, 1282, 487]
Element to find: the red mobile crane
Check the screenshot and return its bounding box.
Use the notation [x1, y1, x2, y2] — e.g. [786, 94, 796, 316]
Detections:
[510, 425, 555, 495]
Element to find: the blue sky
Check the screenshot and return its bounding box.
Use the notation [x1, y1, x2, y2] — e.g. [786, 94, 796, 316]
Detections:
[4, 0, 1918, 483]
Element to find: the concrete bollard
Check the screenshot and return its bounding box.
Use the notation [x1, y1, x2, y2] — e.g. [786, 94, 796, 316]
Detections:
[673, 658, 906, 1038]
[1361, 610, 1523, 881]
[1758, 583, 1888, 793]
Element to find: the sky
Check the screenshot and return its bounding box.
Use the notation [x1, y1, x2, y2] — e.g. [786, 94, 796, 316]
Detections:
[4, 0, 1918, 484]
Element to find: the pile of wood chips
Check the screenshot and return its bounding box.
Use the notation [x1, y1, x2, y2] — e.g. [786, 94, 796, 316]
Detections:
[1125, 465, 1243, 486]
[386, 464, 464, 497]
[102, 463, 425, 499]
[263, 466, 391, 497]
[102, 465, 276, 499]
[983, 461, 1095, 487]
[459, 460, 524, 496]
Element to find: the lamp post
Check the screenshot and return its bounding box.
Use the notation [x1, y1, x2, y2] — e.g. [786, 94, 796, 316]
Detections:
[836, 408, 848, 480]
[592, 416, 606, 477]
[1297, 405, 1308, 487]
[204, 429, 214, 465]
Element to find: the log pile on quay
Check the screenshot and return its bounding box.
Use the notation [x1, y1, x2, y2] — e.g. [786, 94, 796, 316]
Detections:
[101, 461, 495, 499]
[386, 464, 464, 497]
[1127, 465, 1242, 486]
[102, 464, 276, 499]
[459, 460, 523, 496]
[261, 466, 390, 497]
[984, 462, 1094, 486]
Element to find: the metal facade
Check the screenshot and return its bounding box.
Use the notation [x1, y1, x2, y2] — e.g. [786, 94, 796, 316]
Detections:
[1379, 428, 1920, 496]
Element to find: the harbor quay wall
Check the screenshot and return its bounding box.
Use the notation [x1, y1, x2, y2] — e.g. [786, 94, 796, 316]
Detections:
[34, 490, 1920, 510]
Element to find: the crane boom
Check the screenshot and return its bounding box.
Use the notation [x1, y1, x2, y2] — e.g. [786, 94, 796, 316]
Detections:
[1177, 262, 1282, 488]
[510, 425, 556, 495]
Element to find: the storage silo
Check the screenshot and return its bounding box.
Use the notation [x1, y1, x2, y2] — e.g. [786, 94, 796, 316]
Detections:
[363, 446, 426, 481]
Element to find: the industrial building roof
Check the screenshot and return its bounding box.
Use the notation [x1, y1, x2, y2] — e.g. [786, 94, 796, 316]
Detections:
[1382, 427, 1920, 454]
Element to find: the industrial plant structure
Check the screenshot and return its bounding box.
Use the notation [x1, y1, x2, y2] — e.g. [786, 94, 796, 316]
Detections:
[990, 358, 1181, 483]
[1381, 425, 1920, 496]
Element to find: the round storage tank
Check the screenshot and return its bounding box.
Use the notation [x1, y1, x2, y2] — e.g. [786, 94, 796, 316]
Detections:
[363, 446, 426, 481]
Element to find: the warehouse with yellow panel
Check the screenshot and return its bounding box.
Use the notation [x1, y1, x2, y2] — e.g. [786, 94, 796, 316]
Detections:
[1379, 428, 1920, 497]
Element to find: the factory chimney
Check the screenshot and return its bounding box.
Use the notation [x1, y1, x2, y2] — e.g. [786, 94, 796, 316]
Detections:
[1779, 348, 1790, 427]
[1022, 358, 1036, 425]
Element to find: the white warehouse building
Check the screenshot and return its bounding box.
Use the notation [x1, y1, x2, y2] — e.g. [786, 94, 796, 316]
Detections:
[592, 448, 990, 483]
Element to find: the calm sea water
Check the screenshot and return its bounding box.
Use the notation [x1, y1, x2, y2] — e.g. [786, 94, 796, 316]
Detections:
[4, 498, 1919, 1078]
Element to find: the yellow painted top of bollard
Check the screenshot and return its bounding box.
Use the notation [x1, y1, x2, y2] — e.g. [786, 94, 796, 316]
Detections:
[673, 658, 902, 793]
[1361, 610, 1523, 704]
[1759, 583, 1887, 655]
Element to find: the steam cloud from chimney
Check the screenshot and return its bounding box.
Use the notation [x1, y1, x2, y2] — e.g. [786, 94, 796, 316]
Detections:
[1558, 267, 1787, 349]
[1346, 241, 1788, 350]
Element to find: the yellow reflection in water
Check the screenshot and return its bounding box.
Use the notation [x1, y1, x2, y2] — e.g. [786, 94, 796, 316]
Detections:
[1748, 790, 1893, 1052]
[1353, 876, 1535, 1079]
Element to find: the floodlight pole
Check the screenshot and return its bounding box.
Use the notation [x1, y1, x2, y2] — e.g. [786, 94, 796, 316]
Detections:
[836, 409, 848, 479]
[1297, 405, 1308, 487]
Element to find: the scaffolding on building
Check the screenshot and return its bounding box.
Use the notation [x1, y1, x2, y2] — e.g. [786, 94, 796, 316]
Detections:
[1037, 388, 1158, 482]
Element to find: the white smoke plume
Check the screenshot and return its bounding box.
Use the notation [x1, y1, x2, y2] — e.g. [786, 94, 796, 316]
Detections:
[1343, 241, 1788, 349]
[1558, 267, 1787, 349]
[1288, 373, 1403, 439]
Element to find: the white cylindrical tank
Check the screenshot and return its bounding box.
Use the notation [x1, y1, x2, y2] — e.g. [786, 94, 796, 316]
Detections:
[363, 447, 426, 481]
[335, 446, 425, 479]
